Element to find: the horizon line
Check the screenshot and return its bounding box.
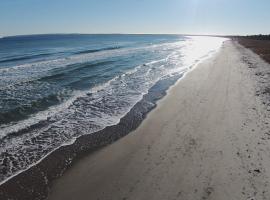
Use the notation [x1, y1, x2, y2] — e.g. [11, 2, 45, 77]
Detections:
[1, 32, 256, 38]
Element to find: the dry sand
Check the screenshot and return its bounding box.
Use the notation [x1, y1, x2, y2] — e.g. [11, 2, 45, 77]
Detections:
[48, 41, 270, 200]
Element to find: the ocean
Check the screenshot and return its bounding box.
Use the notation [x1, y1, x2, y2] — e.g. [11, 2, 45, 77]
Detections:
[0, 34, 226, 184]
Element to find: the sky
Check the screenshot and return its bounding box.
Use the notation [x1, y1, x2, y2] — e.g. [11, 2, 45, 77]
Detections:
[1, 0, 270, 36]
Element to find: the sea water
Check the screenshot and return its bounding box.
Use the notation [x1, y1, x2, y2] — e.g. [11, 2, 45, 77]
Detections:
[0, 34, 226, 183]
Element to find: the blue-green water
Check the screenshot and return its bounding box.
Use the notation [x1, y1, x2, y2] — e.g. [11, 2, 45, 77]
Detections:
[0, 34, 226, 183]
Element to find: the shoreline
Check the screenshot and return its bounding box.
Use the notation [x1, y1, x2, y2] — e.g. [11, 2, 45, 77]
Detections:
[0, 44, 221, 188]
[2, 39, 270, 200]
[0, 36, 226, 189]
[48, 40, 270, 200]
[0, 50, 197, 199]
[0, 76, 179, 200]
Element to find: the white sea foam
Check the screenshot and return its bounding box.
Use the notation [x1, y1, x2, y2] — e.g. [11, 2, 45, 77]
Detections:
[0, 36, 227, 184]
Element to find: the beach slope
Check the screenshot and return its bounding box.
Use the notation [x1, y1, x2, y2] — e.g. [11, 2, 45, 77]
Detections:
[48, 41, 270, 200]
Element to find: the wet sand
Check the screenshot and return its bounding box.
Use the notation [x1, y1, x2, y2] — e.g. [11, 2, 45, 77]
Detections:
[48, 41, 270, 200]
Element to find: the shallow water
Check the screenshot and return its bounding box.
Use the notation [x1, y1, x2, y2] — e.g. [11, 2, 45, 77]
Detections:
[0, 34, 226, 183]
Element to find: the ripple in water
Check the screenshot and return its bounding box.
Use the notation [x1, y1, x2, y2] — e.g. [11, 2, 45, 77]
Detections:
[0, 34, 227, 184]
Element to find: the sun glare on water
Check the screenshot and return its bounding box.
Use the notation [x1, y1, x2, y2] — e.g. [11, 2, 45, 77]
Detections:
[182, 36, 228, 67]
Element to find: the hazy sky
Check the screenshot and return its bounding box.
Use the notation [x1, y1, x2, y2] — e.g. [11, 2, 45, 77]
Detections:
[1, 0, 270, 36]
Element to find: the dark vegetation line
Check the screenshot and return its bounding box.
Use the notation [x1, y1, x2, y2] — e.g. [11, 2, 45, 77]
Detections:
[241, 34, 270, 40]
[231, 34, 270, 64]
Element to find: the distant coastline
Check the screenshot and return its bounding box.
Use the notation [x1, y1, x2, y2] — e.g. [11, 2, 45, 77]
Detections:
[0, 32, 244, 39]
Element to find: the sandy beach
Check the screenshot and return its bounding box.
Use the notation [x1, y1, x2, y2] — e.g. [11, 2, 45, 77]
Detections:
[1, 1, 270, 200]
[47, 40, 270, 200]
